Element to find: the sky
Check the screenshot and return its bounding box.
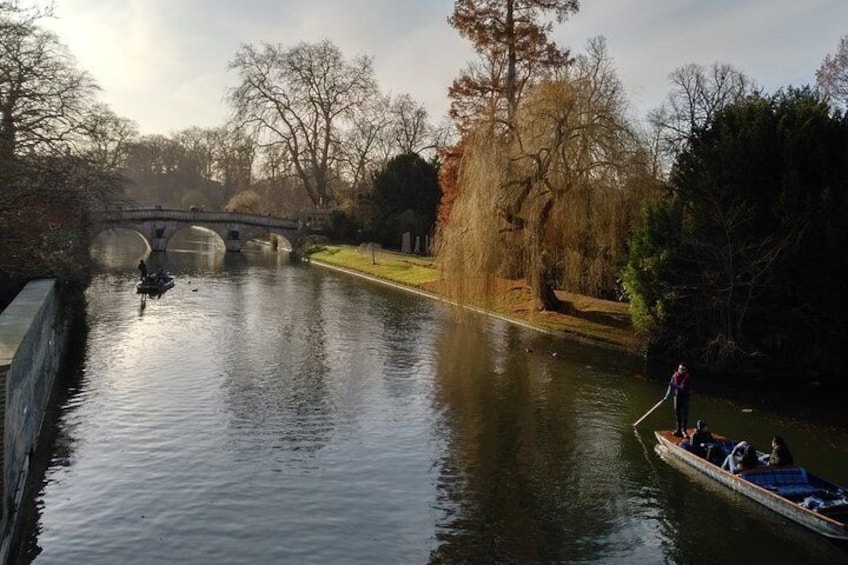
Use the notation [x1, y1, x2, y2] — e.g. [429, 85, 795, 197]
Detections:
[38, 0, 848, 136]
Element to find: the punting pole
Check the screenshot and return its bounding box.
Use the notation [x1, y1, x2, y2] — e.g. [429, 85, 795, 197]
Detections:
[633, 398, 665, 427]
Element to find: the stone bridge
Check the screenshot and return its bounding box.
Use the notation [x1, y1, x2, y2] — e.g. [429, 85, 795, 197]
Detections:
[90, 208, 317, 252]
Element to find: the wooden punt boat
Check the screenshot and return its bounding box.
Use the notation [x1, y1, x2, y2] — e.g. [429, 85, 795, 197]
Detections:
[655, 430, 848, 540]
[136, 273, 176, 294]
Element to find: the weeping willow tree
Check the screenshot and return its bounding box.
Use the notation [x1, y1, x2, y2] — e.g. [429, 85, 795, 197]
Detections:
[437, 38, 657, 310]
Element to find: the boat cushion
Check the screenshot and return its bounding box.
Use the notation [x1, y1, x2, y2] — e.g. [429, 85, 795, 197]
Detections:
[742, 467, 820, 498]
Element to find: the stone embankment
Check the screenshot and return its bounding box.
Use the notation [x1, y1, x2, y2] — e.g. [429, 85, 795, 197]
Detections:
[0, 280, 71, 564]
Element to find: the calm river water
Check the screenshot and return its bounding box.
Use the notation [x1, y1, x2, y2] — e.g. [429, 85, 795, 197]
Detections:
[18, 229, 848, 564]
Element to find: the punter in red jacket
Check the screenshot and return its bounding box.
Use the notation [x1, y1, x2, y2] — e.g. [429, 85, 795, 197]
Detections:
[664, 364, 692, 437]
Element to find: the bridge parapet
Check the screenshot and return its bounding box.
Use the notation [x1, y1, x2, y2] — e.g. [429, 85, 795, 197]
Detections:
[95, 208, 301, 230]
[91, 208, 309, 252]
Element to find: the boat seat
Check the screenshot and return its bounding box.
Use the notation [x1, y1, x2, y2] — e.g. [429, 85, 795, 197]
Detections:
[773, 485, 823, 499]
[742, 467, 819, 499]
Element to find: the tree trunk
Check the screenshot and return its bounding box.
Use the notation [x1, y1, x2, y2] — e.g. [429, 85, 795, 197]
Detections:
[529, 197, 562, 311]
[0, 103, 16, 163]
[505, 0, 517, 120]
[535, 277, 562, 311]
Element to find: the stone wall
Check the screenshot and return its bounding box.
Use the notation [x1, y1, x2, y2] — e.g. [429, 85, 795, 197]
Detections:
[0, 280, 68, 562]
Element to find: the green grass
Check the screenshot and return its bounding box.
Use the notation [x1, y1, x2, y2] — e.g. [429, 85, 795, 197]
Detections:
[308, 245, 441, 288]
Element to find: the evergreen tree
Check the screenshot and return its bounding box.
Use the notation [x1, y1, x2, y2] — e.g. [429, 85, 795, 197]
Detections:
[624, 89, 848, 385]
[369, 153, 441, 249]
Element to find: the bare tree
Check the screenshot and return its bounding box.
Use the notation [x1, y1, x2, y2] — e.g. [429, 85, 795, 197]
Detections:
[389, 93, 433, 154]
[336, 91, 434, 205]
[210, 125, 255, 201]
[0, 8, 98, 161]
[228, 40, 377, 209]
[339, 94, 394, 198]
[648, 62, 754, 171]
[0, 1, 50, 31]
[171, 127, 218, 180]
[816, 35, 848, 108]
[78, 103, 138, 171]
[253, 143, 312, 217]
[257, 142, 291, 185]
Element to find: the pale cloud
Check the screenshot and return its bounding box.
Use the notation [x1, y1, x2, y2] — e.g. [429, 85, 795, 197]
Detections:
[40, 0, 848, 135]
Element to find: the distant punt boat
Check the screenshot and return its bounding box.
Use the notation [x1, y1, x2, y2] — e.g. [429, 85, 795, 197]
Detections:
[136, 273, 176, 295]
[655, 430, 848, 540]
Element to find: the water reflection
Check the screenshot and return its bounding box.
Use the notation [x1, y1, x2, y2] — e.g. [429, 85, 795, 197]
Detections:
[220, 266, 334, 466]
[429, 318, 848, 564]
[429, 321, 616, 563]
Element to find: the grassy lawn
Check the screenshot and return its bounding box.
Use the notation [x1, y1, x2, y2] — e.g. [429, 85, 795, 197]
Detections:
[308, 244, 645, 353]
[308, 245, 441, 288]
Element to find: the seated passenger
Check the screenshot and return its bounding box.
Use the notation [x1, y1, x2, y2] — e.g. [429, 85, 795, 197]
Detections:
[690, 420, 714, 445]
[722, 441, 759, 473]
[768, 435, 794, 467]
[739, 442, 760, 471]
[689, 420, 715, 458]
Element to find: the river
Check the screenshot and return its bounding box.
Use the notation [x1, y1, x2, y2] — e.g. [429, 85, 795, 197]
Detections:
[17, 228, 848, 564]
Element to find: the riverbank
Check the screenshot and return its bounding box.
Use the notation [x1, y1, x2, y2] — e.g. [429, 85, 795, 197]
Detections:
[306, 245, 645, 355]
[305, 245, 848, 428]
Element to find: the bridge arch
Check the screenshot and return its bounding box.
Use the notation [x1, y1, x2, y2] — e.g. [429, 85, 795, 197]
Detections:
[91, 226, 151, 250]
[90, 209, 309, 252]
[268, 232, 293, 251]
[165, 225, 227, 251]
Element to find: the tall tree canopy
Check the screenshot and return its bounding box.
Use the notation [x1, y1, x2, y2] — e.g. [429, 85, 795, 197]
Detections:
[339, 93, 434, 205]
[448, 0, 579, 124]
[78, 103, 138, 172]
[228, 40, 377, 209]
[441, 1, 653, 313]
[648, 62, 754, 173]
[1, 3, 126, 302]
[624, 88, 848, 384]
[0, 4, 98, 161]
